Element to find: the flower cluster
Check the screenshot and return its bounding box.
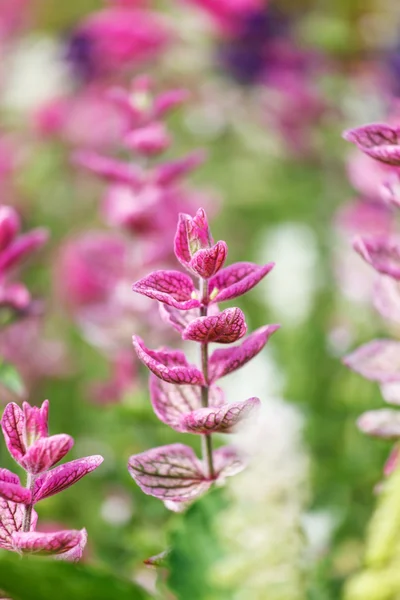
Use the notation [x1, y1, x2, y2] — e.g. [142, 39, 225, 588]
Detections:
[0, 399, 103, 559]
[128, 208, 279, 510]
[73, 76, 206, 259]
[0, 205, 47, 324]
[343, 122, 400, 476]
[59, 78, 215, 402]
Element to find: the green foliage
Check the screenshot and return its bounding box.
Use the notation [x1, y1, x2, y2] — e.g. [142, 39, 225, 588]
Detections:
[0, 361, 25, 398]
[0, 553, 152, 600]
[167, 488, 231, 600]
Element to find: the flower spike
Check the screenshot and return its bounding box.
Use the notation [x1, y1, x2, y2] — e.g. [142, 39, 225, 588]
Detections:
[0, 400, 103, 561]
[130, 208, 279, 510]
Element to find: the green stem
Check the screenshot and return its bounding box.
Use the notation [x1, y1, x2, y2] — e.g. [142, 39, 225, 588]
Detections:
[22, 473, 36, 532]
[199, 278, 214, 479]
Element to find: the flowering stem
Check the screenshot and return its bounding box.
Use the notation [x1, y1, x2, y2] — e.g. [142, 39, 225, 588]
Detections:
[23, 473, 36, 532]
[200, 278, 214, 479]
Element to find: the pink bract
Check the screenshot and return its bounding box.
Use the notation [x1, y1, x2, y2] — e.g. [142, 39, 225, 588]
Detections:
[354, 236, 400, 280]
[344, 339, 400, 383]
[343, 123, 400, 166]
[182, 307, 247, 344]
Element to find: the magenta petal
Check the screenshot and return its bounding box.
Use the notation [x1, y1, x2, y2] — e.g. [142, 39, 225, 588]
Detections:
[132, 336, 205, 385]
[209, 262, 275, 303]
[132, 270, 200, 309]
[209, 324, 280, 382]
[33, 455, 104, 502]
[357, 409, 400, 439]
[153, 151, 205, 186]
[12, 529, 84, 556]
[0, 229, 48, 273]
[72, 150, 143, 185]
[182, 307, 247, 344]
[23, 400, 49, 446]
[182, 397, 260, 434]
[1, 403, 26, 463]
[354, 236, 400, 280]
[344, 340, 400, 383]
[0, 206, 20, 252]
[213, 446, 246, 481]
[124, 122, 171, 156]
[150, 375, 225, 431]
[128, 443, 211, 502]
[190, 241, 228, 279]
[384, 446, 400, 476]
[20, 434, 74, 475]
[0, 482, 31, 504]
[343, 123, 400, 165]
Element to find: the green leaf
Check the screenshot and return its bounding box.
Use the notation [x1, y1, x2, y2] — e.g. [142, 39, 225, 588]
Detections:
[0, 362, 25, 398]
[167, 487, 231, 600]
[0, 553, 153, 600]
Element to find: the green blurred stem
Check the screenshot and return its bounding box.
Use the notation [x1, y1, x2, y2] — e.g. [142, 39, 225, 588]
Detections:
[199, 278, 214, 479]
[23, 473, 36, 532]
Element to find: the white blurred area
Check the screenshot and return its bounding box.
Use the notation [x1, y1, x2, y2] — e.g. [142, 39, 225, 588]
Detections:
[256, 222, 320, 326]
[1, 35, 70, 113]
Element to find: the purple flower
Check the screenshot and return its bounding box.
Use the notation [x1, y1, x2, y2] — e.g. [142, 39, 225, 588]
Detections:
[130, 208, 279, 509]
[0, 399, 103, 560]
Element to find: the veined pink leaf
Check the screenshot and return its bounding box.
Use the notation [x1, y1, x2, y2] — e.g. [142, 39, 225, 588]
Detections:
[213, 446, 246, 480]
[33, 455, 104, 502]
[132, 270, 200, 309]
[0, 467, 30, 503]
[0, 500, 37, 550]
[357, 409, 400, 439]
[209, 324, 280, 382]
[0, 482, 31, 504]
[54, 528, 87, 562]
[128, 443, 211, 501]
[12, 529, 84, 556]
[343, 123, 400, 165]
[190, 241, 228, 279]
[0, 469, 19, 486]
[354, 236, 400, 280]
[209, 262, 274, 303]
[23, 400, 49, 447]
[149, 375, 225, 431]
[159, 303, 219, 334]
[174, 209, 212, 269]
[20, 434, 74, 475]
[344, 340, 400, 382]
[1, 403, 25, 463]
[182, 397, 260, 434]
[182, 307, 247, 344]
[132, 336, 205, 385]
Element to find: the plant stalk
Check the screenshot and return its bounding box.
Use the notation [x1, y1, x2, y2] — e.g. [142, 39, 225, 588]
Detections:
[199, 278, 214, 479]
[22, 473, 36, 532]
